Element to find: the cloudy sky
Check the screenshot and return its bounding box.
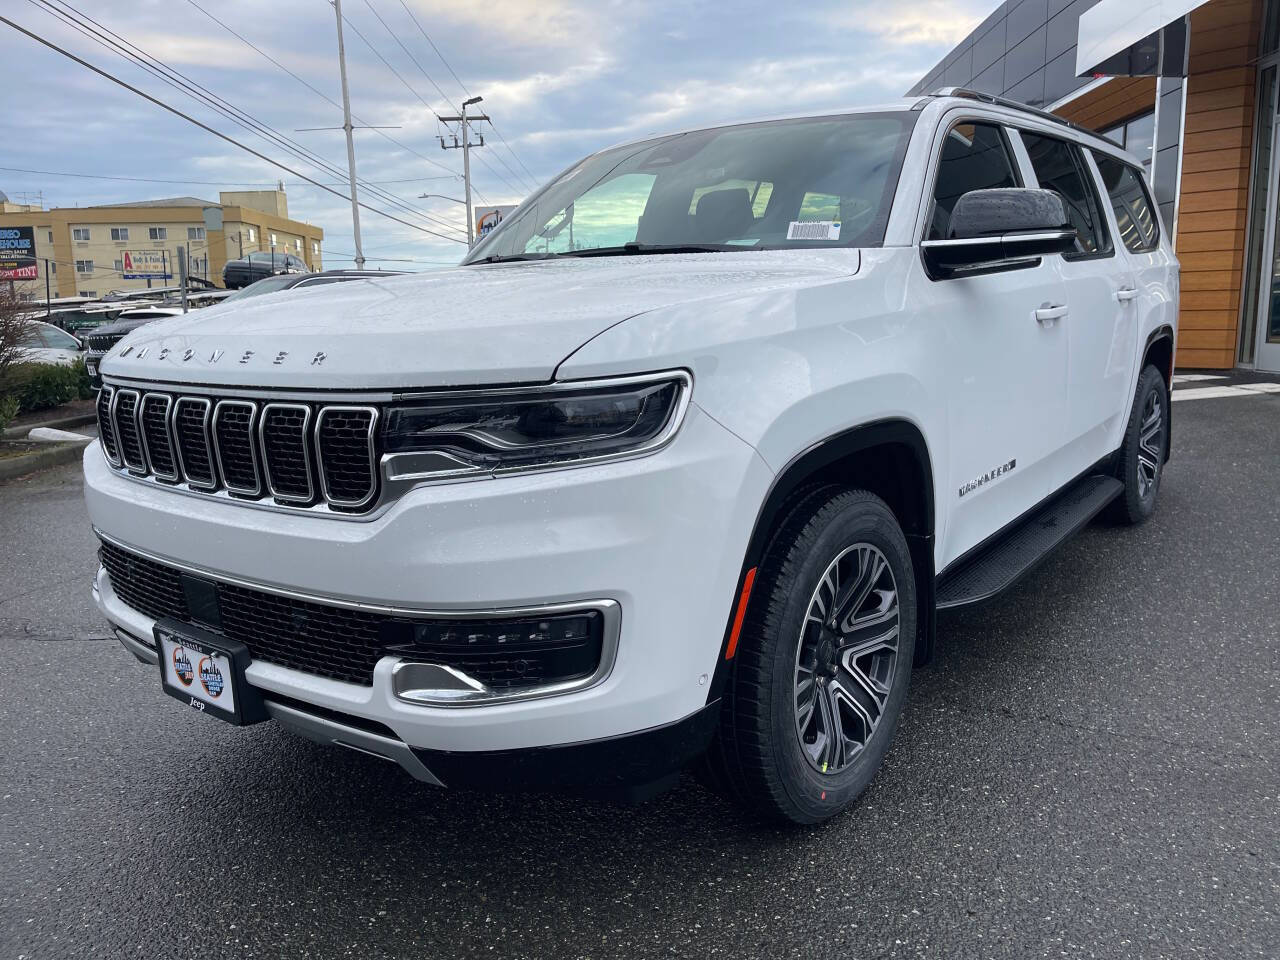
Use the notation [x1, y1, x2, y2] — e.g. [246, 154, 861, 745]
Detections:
[2, 0, 990, 270]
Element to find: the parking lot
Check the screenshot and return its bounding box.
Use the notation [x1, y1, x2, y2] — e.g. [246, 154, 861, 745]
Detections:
[2, 389, 1277, 960]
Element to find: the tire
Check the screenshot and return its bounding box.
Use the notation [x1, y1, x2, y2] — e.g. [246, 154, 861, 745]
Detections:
[1108, 364, 1169, 525]
[704, 487, 916, 825]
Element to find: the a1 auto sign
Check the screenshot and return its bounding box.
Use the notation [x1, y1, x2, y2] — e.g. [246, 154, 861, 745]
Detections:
[122, 249, 170, 279]
[0, 226, 37, 281]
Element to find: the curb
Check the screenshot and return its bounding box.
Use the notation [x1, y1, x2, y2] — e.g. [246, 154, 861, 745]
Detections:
[0, 441, 89, 483]
[2, 411, 97, 441]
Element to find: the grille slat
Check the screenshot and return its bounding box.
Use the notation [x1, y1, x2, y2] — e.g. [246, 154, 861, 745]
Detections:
[139, 394, 177, 480]
[317, 407, 378, 508]
[260, 404, 314, 503]
[212, 400, 261, 496]
[99, 385, 380, 514]
[113, 390, 146, 473]
[173, 398, 216, 489]
[96, 387, 120, 465]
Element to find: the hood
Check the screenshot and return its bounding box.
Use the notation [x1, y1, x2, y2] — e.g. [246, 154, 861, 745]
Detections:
[102, 249, 859, 390]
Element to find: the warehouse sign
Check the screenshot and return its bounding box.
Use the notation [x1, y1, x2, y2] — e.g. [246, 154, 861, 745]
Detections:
[0, 226, 37, 281]
[122, 249, 170, 279]
[476, 205, 517, 238]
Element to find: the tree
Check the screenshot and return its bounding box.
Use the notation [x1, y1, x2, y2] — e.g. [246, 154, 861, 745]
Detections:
[0, 287, 35, 431]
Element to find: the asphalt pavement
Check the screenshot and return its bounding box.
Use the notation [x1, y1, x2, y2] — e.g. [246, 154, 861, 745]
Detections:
[1, 393, 1277, 959]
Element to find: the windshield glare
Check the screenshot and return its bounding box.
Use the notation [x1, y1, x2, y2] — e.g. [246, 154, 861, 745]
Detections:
[465, 112, 916, 264]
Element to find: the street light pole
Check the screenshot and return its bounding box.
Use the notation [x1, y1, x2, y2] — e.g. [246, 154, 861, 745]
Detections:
[332, 0, 365, 268]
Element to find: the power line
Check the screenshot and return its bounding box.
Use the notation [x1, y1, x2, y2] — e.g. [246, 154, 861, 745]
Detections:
[29, 1, 470, 239]
[340, 5, 528, 203]
[181, 0, 467, 192]
[38, 0, 471, 240]
[393, 0, 540, 191]
[0, 164, 459, 188]
[0, 13, 468, 245]
[39, 0, 466, 237]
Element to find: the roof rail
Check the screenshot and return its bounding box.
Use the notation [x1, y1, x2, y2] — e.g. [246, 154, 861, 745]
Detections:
[917, 86, 1100, 138]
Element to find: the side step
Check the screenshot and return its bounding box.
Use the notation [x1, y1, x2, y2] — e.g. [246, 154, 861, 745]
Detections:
[936, 474, 1123, 611]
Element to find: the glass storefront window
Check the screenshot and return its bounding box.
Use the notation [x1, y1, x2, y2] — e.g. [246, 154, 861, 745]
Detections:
[1240, 66, 1277, 365]
[1100, 112, 1155, 171]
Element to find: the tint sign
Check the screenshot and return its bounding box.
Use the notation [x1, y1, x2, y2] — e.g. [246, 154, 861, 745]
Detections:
[0, 226, 37, 281]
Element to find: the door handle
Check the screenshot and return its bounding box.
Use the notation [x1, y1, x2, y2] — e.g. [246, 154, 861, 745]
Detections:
[1115, 287, 1137, 302]
[1035, 303, 1068, 325]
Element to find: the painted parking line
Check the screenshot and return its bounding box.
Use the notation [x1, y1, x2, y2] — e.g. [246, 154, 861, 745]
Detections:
[1172, 382, 1280, 402]
[1172, 373, 1227, 383]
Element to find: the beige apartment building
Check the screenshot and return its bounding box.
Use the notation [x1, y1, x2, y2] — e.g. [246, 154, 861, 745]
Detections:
[0, 188, 323, 299]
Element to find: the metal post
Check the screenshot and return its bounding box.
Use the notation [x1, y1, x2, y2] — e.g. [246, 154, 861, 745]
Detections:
[178, 244, 189, 313]
[44, 259, 51, 319]
[332, 0, 365, 268]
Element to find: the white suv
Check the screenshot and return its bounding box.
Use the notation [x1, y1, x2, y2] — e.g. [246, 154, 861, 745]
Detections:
[85, 90, 1177, 823]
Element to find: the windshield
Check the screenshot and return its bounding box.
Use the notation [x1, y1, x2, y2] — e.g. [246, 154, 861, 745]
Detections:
[223, 274, 298, 301]
[465, 111, 916, 264]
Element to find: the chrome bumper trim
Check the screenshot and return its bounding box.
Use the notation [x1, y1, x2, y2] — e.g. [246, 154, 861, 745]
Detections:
[263, 699, 444, 787]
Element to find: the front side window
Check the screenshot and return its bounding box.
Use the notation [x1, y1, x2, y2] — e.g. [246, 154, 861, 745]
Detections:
[466, 112, 918, 263]
[1093, 153, 1159, 253]
[926, 122, 1020, 240]
[149, 226, 167, 240]
[1021, 132, 1112, 258]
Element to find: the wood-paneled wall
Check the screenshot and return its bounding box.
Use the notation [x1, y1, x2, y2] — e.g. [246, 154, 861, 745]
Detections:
[1057, 77, 1158, 131]
[1054, 0, 1264, 369]
[1178, 0, 1262, 369]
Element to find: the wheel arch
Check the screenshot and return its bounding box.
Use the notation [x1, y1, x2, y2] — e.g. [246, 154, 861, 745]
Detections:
[708, 419, 938, 707]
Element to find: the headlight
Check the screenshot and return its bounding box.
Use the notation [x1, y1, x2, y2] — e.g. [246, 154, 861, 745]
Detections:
[383, 370, 691, 478]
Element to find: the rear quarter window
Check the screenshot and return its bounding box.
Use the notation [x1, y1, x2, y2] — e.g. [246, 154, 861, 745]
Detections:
[1092, 152, 1160, 253]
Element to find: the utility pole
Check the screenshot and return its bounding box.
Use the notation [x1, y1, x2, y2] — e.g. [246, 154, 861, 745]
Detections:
[439, 96, 487, 246]
[332, 0, 364, 268]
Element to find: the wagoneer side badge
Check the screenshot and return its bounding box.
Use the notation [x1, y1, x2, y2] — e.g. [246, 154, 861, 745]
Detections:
[959, 459, 1016, 498]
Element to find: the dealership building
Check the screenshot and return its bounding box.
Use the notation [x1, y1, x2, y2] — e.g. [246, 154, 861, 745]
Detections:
[0, 188, 323, 298]
[910, 0, 1280, 372]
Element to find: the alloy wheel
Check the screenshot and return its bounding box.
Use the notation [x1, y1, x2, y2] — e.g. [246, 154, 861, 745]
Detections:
[793, 543, 900, 775]
[1137, 389, 1164, 499]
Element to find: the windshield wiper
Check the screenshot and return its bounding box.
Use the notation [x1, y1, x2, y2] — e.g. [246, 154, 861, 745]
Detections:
[471, 252, 556, 264]
[557, 243, 738, 258]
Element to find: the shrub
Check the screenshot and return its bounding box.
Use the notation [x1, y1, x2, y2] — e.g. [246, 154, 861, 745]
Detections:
[11, 362, 87, 414]
[0, 394, 17, 434]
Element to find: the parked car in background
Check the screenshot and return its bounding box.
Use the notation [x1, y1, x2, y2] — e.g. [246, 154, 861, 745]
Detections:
[221, 269, 409, 303]
[222, 251, 308, 289]
[20, 320, 83, 366]
[84, 307, 185, 387]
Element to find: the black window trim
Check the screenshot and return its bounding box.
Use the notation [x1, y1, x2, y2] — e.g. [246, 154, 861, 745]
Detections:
[1091, 149, 1162, 254]
[918, 116, 1026, 246]
[1018, 128, 1115, 263]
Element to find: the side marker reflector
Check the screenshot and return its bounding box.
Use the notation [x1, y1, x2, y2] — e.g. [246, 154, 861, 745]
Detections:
[724, 567, 758, 661]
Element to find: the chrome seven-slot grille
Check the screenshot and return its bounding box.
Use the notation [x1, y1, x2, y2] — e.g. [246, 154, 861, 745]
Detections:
[96, 383, 379, 512]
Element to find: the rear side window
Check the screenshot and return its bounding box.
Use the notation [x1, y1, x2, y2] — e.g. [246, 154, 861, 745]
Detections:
[927, 122, 1021, 240]
[1092, 153, 1160, 253]
[1021, 132, 1112, 259]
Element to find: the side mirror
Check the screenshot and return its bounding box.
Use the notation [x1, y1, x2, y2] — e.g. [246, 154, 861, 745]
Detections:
[921, 188, 1076, 279]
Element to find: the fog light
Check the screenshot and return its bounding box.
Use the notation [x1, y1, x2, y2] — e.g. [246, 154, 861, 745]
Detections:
[391, 610, 605, 693]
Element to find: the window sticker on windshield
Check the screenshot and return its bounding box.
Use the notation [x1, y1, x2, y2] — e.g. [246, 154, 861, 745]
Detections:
[787, 220, 841, 241]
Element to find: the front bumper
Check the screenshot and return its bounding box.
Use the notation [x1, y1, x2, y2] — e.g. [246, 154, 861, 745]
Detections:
[85, 403, 771, 760]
